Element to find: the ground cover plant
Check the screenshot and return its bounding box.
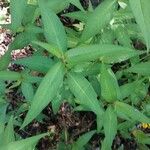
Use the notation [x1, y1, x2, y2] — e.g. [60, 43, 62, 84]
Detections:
[0, 0, 150, 149]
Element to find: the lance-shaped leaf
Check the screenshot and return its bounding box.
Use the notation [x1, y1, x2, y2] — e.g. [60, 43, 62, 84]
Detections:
[99, 64, 121, 102]
[114, 101, 150, 123]
[65, 44, 142, 65]
[21, 82, 34, 101]
[10, 0, 27, 32]
[3, 116, 15, 145]
[0, 71, 21, 81]
[1, 133, 48, 150]
[127, 61, 150, 76]
[67, 73, 103, 116]
[21, 62, 64, 128]
[13, 56, 54, 73]
[33, 41, 63, 59]
[0, 103, 7, 144]
[81, 0, 117, 42]
[73, 130, 96, 149]
[101, 106, 117, 150]
[129, 0, 150, 51]
[38, 0, 67, 51]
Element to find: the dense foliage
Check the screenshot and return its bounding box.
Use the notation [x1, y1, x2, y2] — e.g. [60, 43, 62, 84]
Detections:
[0, 0, 150, 149]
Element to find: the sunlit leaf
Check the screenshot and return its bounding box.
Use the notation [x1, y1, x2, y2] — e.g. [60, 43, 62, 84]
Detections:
[65, 44, 142, 65]
[81, 0, 117, 41]
[21, 62, 64, 128]
[67, 72, 103, 115]
[99, 64, 121, 102]
[38, 0, 67, 51]
[101, 106, 117, 150]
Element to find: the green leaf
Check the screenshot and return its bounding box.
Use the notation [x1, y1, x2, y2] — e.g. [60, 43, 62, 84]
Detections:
[22, 74, 42, 83]
[21, 62, 64, 128]
[52, 94, 62, 114]
[129, 0, 150, 51]
[127, 61, 150, 76]
[68, 0, 85, 12]
[0, 32, 37, 71]
[38, 0, 67, 51]
[67, 73, 103, 116]
[33, 41, 63, 58]
[81, 0, 117, 42]
[22, 5, 36, 25]
[114, 101, 150, 123]
[0, 103, 8, 145]
[73, 130, 96, 149]
[99, 64, 121, 102]
[64, 11, 88, 22]
[133, 130, 150, 145]
[0, 71, 21, 81]
[3, 116, 15, 145]
[0, 81, 5, 95]
[65, 44, 142, 65]
[1, 133, 48, 150]
[115, 26, 132, 48]
[10, 0, 27, 32]
[13, 56, 54, 73]
[46, 0, 68, 13]
[101, 106, 117, 150]
[21, 82, 34, 101]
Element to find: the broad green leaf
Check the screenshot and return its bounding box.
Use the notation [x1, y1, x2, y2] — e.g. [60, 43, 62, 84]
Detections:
[10, 0, 27, 32]
[127, 61, 150, 76]
[81, 0, 117, 42]
[114, 101, 150, 123]
[73, 130, 96, 149]
[3, 116, 15, 145]
[67, 73, 103, 116]
[13, 56, 54, 73]
[99, 64, 121, 102]
[129, 0, 150, 51]
[33, 41, 63, 58]
[21, 82, 34, 101]
[101, 106, 117, 150]
[21, 62, 64, 128]
[1, 133, 48, 150]
[38, 0, 67, 51]
[0, 71, 21, 81]
[65, 44, 142, 65]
